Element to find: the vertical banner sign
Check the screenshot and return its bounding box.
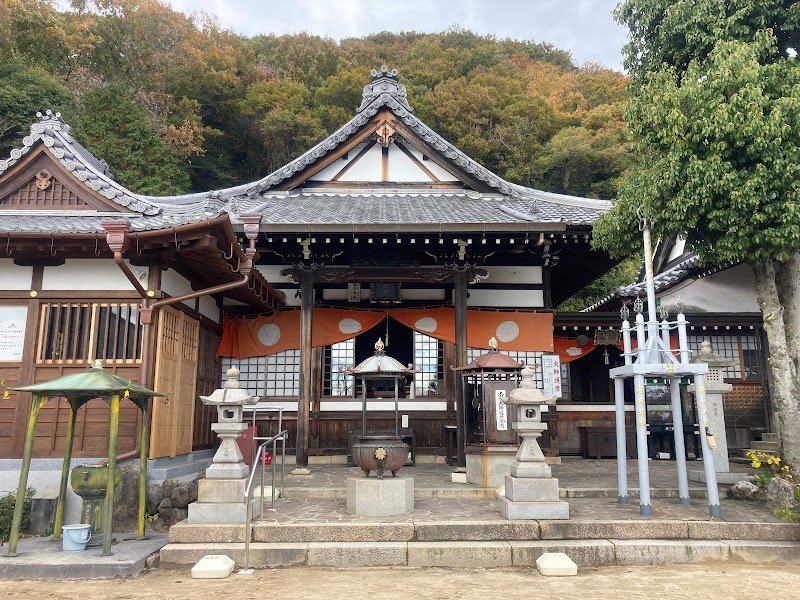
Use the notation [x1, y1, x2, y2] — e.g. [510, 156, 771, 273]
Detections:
[542, 353, 562, 398]
[495, 389, 508, 431]
[347, 283, 361, 303]
[0, 306, 28, 361]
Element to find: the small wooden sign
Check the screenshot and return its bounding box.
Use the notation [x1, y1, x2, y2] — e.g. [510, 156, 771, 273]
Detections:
[594, 329, 621, 345]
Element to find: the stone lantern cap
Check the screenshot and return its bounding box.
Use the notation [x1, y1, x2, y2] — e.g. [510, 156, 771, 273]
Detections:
[199, 366, 257, 406]
[690, 340, 733, 368]
[504, 366, 556, 405]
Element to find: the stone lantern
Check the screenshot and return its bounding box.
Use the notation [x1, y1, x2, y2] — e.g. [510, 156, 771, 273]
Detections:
[188, 366, 259, 523]
[498, 365, 569, 519]
[200, 365, 257, 479]
[688, 340, 736, 483]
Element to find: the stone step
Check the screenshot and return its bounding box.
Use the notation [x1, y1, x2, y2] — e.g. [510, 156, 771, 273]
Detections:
[168, 519, 800, 544]
[761, 433, 779, 443]
[281, 486, 710, 501]
[747, 441, 781, 452]
[159, 538, 800, 569]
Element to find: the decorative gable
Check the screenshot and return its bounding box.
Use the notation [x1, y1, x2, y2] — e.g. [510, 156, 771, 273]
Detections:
[0, 148, 130, 212]
[1, 168, 92, 209]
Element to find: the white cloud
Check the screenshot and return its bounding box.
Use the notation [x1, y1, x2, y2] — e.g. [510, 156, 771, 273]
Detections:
[167, 0, 627, 70]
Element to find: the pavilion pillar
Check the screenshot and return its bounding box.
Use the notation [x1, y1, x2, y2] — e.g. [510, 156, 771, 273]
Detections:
[295, 269, 313, 474]
[53, 400, 79, 540]
[7, 395, 48, 557]
[102, 394, 120, 556]
[454, 270, 468, 469]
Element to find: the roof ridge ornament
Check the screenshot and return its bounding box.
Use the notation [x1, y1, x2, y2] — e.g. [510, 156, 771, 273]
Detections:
[357, 65, 413, 114]
[35, 110, 72, 135]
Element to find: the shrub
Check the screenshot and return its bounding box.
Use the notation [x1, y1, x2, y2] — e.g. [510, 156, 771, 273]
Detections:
[746, 450, 792, 489]
[0, 487, 35, 544]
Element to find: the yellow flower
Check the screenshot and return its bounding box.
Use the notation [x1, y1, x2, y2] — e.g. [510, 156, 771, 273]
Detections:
[752, 460, 762, 469]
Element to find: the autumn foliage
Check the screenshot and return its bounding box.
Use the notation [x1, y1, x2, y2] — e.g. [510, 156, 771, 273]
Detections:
[0, 0, 631, 199]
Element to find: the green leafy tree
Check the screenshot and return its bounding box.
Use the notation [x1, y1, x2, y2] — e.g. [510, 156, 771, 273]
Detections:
[74, 84, 190, 195]
[0, 60, 75, 153]
[595, 1, 800, 464]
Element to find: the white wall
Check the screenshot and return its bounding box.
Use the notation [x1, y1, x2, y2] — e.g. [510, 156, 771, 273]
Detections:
[0, 259, 33, 290]
[42, 259, 148, 291]
[659, 264, 759, 313]
[483, 265, 543, 285]
[467, 289, 544, 308]
[198, 295, 220, 323]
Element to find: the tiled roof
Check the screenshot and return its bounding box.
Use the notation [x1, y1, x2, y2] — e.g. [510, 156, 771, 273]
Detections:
[582, 255, 702, 312]
[227, 189, 601, 229]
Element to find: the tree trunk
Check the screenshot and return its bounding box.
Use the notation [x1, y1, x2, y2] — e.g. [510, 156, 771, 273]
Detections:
[775, 253, 800, 377]
[752, 260, 800, 467]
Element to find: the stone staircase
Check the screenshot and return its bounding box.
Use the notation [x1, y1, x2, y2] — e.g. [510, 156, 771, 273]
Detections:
[160, 519, 800, 569]
[739, 432, 781, 459]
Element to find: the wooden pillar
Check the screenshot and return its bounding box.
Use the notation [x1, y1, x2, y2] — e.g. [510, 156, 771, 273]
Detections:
[454, 270, 468, 469]
[295, 270, 313, 473]
[542, 262, 553, 310]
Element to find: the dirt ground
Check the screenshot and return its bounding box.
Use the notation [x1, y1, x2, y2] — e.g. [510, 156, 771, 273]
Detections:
[1, 564, 799, 600]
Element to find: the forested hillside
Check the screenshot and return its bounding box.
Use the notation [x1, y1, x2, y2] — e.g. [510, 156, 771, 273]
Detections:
[0, 0, 632, 200]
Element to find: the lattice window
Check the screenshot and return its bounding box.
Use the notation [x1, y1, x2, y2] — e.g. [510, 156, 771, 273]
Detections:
[221, 351, 301, 397]
[688, 334, 761, 381]
[324, 338, 355, 396]
[37, 302, 142, 364]
[221, 357, 265, 397]
[414, 332, 443, 396]
[265, 350, 300, 397]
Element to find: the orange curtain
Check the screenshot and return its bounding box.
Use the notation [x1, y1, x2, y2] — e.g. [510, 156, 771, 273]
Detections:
[215, 314, 238, 358]
[554, 337, 597, 363]
[312, 309, 386, 347]
[218, 308, 556, 357]
[467, 310, 553, 352]
[387, 308, 456, 343]
[236, 310, 301, 357]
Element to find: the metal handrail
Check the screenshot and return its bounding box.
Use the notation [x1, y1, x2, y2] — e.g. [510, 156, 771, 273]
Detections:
[243, 429, 287, 571]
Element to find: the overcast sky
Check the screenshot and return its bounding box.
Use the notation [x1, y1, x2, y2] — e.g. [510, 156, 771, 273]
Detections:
[166, 0, 628, 71]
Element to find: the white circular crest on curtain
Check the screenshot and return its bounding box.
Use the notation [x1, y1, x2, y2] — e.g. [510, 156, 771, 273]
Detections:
[258, 323, 281, 347]
[339, 318, 362, 334]
[496, 320, 520, 343]
[415, 317, 438, 332]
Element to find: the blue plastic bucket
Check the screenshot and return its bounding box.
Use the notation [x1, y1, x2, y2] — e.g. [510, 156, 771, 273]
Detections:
[62, 524, 91, 552]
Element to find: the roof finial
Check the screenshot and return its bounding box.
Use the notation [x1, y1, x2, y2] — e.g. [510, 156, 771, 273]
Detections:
[375, 337, 385, 352]
[489, 337, 498, 350]
[357, 66, 413, 114]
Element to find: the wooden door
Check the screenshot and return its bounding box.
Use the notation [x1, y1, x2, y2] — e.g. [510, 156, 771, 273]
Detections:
[150, 307, 199, 458]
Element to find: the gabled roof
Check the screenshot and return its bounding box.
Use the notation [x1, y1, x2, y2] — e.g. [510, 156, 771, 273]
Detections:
[0, 68, 611, 236]
[0, 110, 226, 232]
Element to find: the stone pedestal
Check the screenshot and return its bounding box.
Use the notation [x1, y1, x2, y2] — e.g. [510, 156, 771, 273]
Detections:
[188, 366, 258, 524]
[346, 477, 414, 516]
[498, 366, 569, 520]
[687, 380, 732, 480]
[188, 479, 261, 523]
[466, 446, 517, 488]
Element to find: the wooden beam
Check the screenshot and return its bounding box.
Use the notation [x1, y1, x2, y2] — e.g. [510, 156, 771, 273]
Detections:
[278, 112, 397, 190]
[392, 120, 495, 194]
[454, 270, 468, 469]
[295, 269, 314, 472]
[395, 142, 441, 182]
[330, 141, 376, 182]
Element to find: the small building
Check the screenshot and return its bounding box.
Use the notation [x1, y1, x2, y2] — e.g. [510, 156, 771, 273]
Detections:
[583, 237, 770, 455]
[0, 67, 622, 488]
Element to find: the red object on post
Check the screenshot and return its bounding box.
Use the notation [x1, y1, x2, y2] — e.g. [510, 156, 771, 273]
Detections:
[263, 451, 273, 465]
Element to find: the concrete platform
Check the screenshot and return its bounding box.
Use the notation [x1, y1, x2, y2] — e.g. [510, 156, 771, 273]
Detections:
[0, 534, 168, 579]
